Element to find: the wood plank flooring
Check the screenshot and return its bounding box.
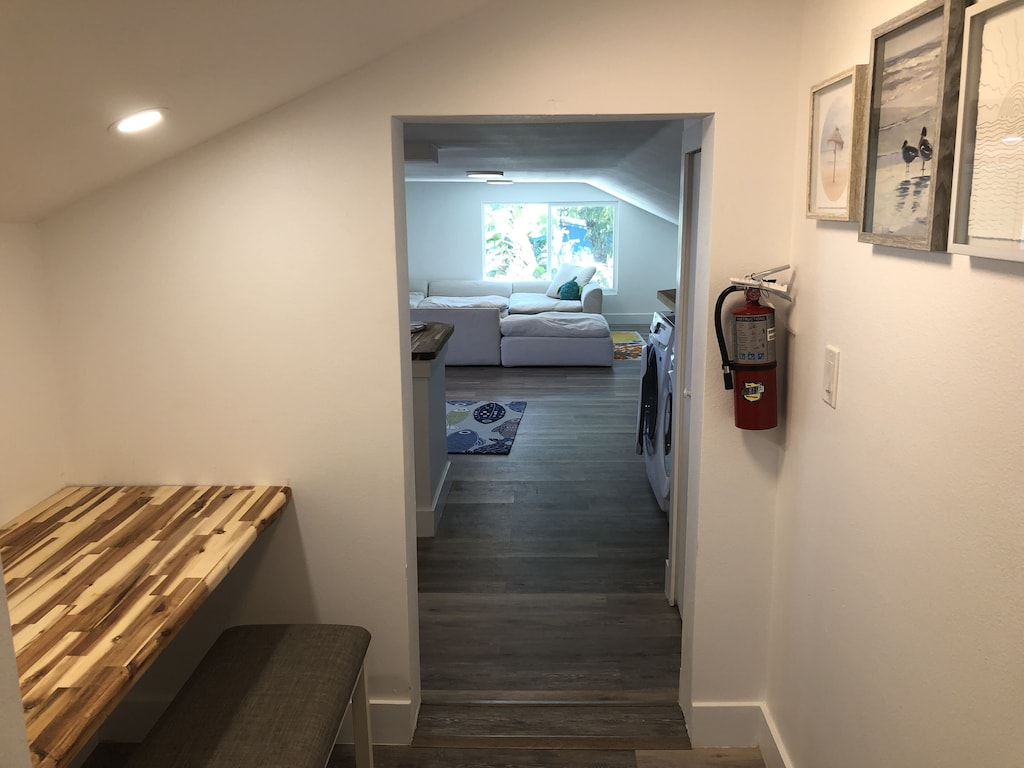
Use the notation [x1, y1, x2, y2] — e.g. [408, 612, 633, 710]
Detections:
[418, 361, 681, 706]
[85, 743, 765, 768]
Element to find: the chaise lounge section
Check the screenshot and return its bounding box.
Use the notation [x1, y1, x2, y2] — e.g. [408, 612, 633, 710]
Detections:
[410, 273, 607, 366]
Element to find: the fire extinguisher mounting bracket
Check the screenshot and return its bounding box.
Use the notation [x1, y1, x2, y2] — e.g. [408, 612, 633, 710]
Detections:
[729, 264, 793, 302]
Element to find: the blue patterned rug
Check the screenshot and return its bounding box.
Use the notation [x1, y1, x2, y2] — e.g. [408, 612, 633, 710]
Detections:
[445, 400, 527, 455]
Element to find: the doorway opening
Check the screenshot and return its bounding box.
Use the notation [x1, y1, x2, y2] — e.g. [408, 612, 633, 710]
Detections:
[399, 114, 709, 738]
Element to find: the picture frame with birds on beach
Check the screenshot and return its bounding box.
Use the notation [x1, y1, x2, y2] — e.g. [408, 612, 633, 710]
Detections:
[860, 0, 965, 251]
[807, 65, 868, 221]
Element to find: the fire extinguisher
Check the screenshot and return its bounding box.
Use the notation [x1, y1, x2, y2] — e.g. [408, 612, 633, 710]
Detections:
[714, 266, 792, 430]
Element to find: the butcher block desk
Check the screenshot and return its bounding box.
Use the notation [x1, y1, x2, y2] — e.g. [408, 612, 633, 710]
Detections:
[0, 484, 291, 768]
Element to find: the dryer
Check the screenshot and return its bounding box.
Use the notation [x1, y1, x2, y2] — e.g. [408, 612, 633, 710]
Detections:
[636, 311, 675, 512]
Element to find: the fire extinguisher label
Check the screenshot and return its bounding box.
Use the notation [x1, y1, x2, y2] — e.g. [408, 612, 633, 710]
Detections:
[742, 381, 765, 402]
[735, 315, 776, 363]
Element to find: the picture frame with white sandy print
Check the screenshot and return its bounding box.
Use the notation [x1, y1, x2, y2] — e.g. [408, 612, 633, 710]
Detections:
[950, 0, 1024, 262]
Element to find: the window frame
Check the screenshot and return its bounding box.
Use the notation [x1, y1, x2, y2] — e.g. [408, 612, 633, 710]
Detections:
[482, 200, 618, 290]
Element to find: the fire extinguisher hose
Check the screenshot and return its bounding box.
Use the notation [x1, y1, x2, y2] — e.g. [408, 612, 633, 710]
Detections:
[714, 285, 743, 390]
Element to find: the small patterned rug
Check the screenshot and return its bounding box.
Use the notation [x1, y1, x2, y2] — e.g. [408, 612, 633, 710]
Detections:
[613, 330, 645, 360]
[446, 400, 528, 455]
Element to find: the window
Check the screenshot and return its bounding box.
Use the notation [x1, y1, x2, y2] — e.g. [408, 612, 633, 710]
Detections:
[484, 202, 616, 288]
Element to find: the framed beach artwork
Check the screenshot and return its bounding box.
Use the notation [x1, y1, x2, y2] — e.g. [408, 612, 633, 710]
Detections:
[950, 0, 1024, 261]
[860, 0, 966, 251]
[808, 66, 868, 220]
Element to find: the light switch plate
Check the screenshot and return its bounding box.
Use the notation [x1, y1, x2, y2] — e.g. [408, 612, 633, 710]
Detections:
[823, 345, 839, 408]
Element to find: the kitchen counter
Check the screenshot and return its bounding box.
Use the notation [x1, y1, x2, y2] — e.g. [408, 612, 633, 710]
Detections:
[411, 322, 454, 536]
[411, 322, 454, 360]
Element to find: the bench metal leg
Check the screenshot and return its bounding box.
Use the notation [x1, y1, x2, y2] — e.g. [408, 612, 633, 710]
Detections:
[351, 665, 374, 768]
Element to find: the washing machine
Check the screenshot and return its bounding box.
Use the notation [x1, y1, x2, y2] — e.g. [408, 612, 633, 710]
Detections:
[636, 311, 675, 512]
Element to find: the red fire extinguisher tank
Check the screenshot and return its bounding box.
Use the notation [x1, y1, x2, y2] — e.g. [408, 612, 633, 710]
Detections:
[732, 289, 777, 430]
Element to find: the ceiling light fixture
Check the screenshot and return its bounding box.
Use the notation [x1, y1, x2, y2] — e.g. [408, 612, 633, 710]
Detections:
[1002, 135, 1023, 145]
[466, 170, 504, 179]
[111, 108, 165, 134]
[485, 179, 514, 185]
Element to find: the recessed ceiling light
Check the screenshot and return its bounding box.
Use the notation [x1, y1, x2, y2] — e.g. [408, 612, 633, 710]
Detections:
[485, 179, 514, 185]
[1002, 135, 1023, 145]
[466, 170, 504, 179]
[111, 109, 165, 134]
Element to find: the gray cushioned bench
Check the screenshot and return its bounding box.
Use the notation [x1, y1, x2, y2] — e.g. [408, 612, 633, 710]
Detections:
[125, 624, 373, 768]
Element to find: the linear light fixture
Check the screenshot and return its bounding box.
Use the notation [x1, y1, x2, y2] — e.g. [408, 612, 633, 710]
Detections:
[111, 108, 165, 134]
[466, 170, 504, 179]
[485, 179, 514, 185]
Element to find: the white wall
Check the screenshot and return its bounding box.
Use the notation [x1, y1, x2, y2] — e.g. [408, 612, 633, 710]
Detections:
[765, 0, 1024, 766]
[0, 223, 65, 522]
[405, 180, 679, 322]
[38, 96, 422, 741]
[4, 0, 805, 754]
[0, 558, 30, 768]
[0, 225, 63, 763]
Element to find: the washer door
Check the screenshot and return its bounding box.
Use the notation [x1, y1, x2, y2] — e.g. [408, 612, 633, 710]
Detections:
[663, 361, 674, 479]
[637, 341, 661, 455]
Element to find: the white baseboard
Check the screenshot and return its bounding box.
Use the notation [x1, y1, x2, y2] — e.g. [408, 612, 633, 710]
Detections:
[338, 698, 417, 745]
[756, 703, 795, 768]
[602, 311, 651, 325]
[416, 460, 452, 537]
[689, 701, 793, 768]
[99, 697, 418, 746]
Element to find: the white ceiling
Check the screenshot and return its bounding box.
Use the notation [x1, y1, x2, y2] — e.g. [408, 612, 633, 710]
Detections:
[404, 119, 687, 223]
[1, 1, 685, 224]
[0, 0, 490, 222]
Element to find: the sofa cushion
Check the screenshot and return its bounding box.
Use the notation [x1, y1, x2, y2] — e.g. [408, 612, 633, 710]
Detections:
[508, 292, 581, 314]
[501, 311, 611, 338]
[545, 264, 597, 298]
[428, 279, 513, 298]
[419, 294, 510, 310]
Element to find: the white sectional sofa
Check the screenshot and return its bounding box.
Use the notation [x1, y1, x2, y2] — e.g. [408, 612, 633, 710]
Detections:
[409, 277, 608, 366]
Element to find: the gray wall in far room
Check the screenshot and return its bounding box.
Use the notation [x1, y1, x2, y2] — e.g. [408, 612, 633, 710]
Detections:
[405, 180, 678, 323]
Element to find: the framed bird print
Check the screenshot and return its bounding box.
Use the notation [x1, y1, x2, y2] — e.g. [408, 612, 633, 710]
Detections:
[860, 0, 966, 251]
[807, 65, 868, 221]
[949, 0, 1024, 262]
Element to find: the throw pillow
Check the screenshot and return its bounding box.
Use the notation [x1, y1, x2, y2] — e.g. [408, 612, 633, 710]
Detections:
[545, 264, 597, 298]
[558, 277, 582, 301]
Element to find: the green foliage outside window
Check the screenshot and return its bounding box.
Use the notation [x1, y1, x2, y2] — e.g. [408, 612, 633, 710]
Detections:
[484, 202, 616, 287]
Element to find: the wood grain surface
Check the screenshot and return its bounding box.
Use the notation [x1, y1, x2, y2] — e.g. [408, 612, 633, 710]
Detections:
[411, 322, 454, 360]
[0, 484, 291, 768]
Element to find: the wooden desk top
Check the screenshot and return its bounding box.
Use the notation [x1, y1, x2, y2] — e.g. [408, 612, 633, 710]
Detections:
[0, 484, 291, 768]
[410, 321, 454, 361]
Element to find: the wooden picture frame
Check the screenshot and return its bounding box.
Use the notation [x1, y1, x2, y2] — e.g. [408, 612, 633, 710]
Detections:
[949, 0, 1024, 262]
[859, 0, 966, 251]
[808, 66, 868, 221]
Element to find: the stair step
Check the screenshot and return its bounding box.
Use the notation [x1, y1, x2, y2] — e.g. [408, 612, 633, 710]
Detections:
[413, 703, 691, 749]
[421, 689, 680, 705]
[636, 748, 765, 767]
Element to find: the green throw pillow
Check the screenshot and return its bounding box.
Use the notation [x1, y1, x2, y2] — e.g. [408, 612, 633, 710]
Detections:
[558, 277, 582, 301]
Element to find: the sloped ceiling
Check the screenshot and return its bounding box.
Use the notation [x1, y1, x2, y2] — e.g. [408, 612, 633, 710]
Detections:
[0, 0, 490, 222]
[0, 2, 686, 225]
[403, 120, 687, 224]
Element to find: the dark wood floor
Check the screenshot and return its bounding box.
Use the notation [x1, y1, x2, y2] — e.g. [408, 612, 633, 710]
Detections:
[84, 357, 764, 767]
[418, 360, 682, 705]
